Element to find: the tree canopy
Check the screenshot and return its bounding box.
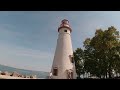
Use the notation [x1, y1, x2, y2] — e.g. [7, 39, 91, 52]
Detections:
[74, 26, 120, 79]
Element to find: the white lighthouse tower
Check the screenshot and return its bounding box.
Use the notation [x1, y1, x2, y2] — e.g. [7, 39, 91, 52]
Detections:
[50, 19, 76, 79]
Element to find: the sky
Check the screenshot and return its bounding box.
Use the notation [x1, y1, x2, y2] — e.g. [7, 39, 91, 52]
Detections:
[0, 11, 120, 72]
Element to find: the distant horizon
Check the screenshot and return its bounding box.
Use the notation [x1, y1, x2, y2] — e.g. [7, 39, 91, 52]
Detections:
[0, 11, 120, 72]
[0, 64, 48, 72]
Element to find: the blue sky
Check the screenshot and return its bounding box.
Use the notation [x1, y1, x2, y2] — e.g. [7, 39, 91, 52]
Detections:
[0, 11, 120, 72]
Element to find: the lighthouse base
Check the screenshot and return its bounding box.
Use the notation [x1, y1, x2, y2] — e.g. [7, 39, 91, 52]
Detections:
[49, 69, 76, 79]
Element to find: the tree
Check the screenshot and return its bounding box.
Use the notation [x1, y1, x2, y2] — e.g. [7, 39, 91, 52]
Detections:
[73, 48, 84, 78]
[74, 26, 120, 79]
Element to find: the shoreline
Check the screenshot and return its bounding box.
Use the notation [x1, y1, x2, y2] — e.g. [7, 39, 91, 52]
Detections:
[0, 75, 37, 79]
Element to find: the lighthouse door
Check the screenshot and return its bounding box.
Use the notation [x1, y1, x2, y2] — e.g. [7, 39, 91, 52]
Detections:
[67, 70, 73, 79]
[70, 72, 73, 79]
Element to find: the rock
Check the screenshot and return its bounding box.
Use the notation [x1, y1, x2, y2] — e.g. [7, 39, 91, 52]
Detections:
[30, 75, 37, 79]
[1, 71, 10, 76]
[24, 75, 26, 78]
[5, 71, 10, 76]
[26, 75, 30, 78]
[10, 71, 20, 77]
[1, 72, 6, 75]
[18, 74, 22, 77]
[30, 75, 34, 78]
[21, 75, 24, 78]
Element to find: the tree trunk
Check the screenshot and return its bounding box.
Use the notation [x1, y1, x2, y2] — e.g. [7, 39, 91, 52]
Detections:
[105, 72, 107, 79]
[78, 73, 80, 79]
[83, 73, 85, 78]
[108, 68, 112, 78]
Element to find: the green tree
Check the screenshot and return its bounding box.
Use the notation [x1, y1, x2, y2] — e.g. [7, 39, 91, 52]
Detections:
[74, 26, 120, 79]
[84, 26, 120, 78]
[73, 48, 84, 78]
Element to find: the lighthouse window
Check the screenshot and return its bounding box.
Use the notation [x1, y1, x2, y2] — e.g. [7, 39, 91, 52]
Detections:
[69, 55, 74, 63]
[64, 30, 67, 32]
[53, 68, 58, 76]
[71, 57, 74, 63]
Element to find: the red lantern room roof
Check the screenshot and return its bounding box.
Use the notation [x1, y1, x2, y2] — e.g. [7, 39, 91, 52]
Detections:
[58, 19, 72, 32]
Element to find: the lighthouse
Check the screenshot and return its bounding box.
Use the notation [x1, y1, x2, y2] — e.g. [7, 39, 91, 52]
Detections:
[50, 19, 76, 79]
